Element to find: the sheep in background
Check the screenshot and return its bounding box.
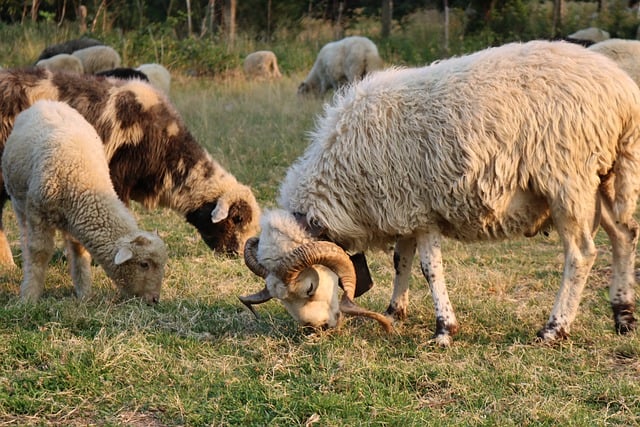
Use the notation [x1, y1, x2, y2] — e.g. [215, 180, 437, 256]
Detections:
[36, 37, 103, 61]
[72, 45, 121, 74]
[297, 36, 383, 97]
[588, 39, 640, 87]
[243, 51, 282, 80]
[135, 63, 171, 95]
[3, 100, 167, 303]
[35, 53, 84, 74]
[242, 40, 640, 346]
[0, 68, 261, 268]
[568, 27, 610, 44]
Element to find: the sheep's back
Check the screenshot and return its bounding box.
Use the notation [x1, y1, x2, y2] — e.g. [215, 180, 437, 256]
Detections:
[280, 41, 640, 249]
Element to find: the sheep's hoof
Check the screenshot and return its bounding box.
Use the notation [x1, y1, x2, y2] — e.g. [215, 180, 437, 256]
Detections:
[384, 304, 407, 321]
[536, 323, 569, 342]
[431, 333, 453, 347]
[612, 303, 636, 334]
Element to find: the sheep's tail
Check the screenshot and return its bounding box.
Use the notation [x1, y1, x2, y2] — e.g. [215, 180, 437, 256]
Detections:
[613, 116, 640, 224]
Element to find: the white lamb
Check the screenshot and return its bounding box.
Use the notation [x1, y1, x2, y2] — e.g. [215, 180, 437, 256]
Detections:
[588, 38, 640, 87]
[3, 100, 168, 303]
[135, 63, 171, 95]
[297, 36, 383, 97]
[568, 27, 610, 43]
[243, 51, 282, 80]
[35, 53, 84, 74]
[242, 40, 640, 346]
[72, 45, 121, 74]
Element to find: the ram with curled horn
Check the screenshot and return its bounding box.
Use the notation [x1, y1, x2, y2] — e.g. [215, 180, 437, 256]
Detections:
[242, 41, 640, 346]
[240, 213, 393, 332]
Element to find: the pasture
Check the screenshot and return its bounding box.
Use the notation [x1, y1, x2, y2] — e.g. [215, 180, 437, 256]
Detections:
[0, 74, 638, 426]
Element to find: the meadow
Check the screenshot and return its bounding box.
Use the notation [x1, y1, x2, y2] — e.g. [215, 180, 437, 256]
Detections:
[0, 71, 637, 426]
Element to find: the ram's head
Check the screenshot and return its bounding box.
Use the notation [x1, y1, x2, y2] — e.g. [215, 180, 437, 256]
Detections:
[240, 236, 393, 332]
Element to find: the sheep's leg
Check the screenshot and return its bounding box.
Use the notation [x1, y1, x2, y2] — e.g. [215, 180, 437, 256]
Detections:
[0, 193, 16, 267]
[65, 234, 94, 300]
[598, 187, 638, 334]
[537, 205, 598, 341]
[20, 215, 55, 302]
[417, 229, 459, 347]
[385, 237, 417, 321]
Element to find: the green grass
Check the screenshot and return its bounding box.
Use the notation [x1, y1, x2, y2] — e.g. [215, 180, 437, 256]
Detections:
[0, 74, 638, 426]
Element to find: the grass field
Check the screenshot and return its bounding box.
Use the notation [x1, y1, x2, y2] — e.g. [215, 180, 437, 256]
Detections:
[0, 75, 638, 426]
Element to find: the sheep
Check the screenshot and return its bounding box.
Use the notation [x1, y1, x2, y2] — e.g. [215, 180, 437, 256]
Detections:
[2, 100, 168, 303]
[568, 27, 610, 44]
[135, 63, 171, 95]
[241, 40, 640, 346]
[35, 53, 85, 74]
[243, 51, 282, 80]
[297, 36, 383, 97]
[36, 37, 103, 61]
[96, 67, 150, 82]
[0, 67, 261, 268]
[72, 45, 121, 74]
[588, 39, 640, 87]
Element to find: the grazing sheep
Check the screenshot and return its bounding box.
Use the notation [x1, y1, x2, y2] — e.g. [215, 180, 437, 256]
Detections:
[243, 51, 282, 80]
[96, 67, 150, 82]
[242, 40, 640, 346]
[35, 53, 84, 74]
[135, 63, 171, 95]
[297, 36, 383, 97]
[72, 45, 121, 74]
[36, 37, 103, 61]
[568, 27, 610, 43]
[0, 68, 261, 267]
[588, 39, 640, 87]
[3, 100, 167, 303]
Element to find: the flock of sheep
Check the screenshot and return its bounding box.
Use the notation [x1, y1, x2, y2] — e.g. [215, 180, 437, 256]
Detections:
[1, 31, 640, 347]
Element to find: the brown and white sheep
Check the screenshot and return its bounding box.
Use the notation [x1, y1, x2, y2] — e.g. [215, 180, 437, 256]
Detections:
[242, 40, 640, 346]
[3, 100, 167, 303]
[0, 67, 260, 267]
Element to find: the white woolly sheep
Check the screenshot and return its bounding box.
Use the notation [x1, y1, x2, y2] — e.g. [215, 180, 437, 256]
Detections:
[297, 36, 383, 97]
[242, 40, 640, 346]
[568, 27, 610, 43]
[243, 51, 282, 80]
[0, 68, 261, 267]
[3, 100, 168, 303]
[36, 37, 103, 61]
[72, 45, 121, 74]
[135, 63, 171, 95]
[35, 53, 85, 74]
[588, 38, 640, 87]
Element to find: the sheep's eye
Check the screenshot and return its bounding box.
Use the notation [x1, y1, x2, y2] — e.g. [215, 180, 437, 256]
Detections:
[232, 215, 243, 224]
[139, 261, 150, 270]
[306, 283, 315, 297]
[309, 218, 321, 228]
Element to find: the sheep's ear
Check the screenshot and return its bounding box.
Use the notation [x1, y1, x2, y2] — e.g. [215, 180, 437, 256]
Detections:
[211, 199, 229, 223]
[114, 247, 134, 265]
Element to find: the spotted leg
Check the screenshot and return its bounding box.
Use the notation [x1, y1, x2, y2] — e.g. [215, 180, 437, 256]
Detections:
[537, 198, 598, 341]
[0, 193, 16, 267]
[598, 183, 638, 334]
[417, 228, 459, 346]
[385, 236, 417, 321]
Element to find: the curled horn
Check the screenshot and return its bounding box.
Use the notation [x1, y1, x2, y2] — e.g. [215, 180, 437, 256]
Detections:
[275, 241, 393, 333]
[243, 237, 269, 278]
[239, 237, 272, 317]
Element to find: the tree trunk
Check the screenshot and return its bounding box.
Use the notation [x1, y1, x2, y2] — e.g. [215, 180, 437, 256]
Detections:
[381, 0, 392, 38]
[186, 0, 193, 37]
[552, 0, 564, 37]
[31, 0, 40, 22]
[224, 0, 236, 44]
[443, 0, 449, 53]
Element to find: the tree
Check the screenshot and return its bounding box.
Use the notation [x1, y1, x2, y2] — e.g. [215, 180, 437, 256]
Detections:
[381, 0, 392, 37]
